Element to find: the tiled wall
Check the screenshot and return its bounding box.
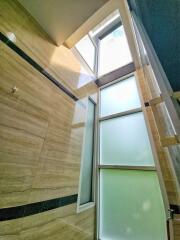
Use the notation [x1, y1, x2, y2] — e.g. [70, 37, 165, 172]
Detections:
[0, 0, 97, 239]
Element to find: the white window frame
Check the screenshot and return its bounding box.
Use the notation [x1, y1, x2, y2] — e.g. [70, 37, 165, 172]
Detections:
[73, 14, 122, 78]
[77, 97, 97, 213]
[73, 34, 98, 77]
[96, 72, 169, 239]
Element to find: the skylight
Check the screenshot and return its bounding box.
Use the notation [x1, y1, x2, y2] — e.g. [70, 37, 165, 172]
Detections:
[98, 25, 132, 76]
[75, 9, 132, 77]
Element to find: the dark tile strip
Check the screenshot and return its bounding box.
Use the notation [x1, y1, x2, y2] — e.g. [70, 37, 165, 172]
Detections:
[166, 220, 171, 240]
[0, 32, 78, 101]
[170, 204, 180, 215]
[0, 194, 78, 221]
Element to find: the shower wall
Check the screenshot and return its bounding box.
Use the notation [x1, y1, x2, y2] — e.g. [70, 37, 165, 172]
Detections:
[0, 0, 97, 239]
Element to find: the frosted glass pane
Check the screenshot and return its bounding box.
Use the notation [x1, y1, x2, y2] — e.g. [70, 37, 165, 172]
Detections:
[76, 35, 95, 71]
[100, 169, 167, 240]
[100, 112, 154, 166]
[79, 100, 95, 205]
[99, 25, 132, 76]
[100, 76, 141, 117]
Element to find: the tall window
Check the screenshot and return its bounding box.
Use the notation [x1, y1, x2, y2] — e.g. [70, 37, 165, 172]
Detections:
[77, 98, 96, 212]
[98, 75, 167, 239]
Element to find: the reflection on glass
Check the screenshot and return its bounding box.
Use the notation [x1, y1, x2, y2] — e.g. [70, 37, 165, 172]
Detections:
[77, 66, 94, 89]
[76, 35, 95, 71]
[79, 99, 95, 205]
[100, 169, 167, 240]
[100, 76, 141, 117]
[100, 112, 154, 166]
[99, 25, 132, 76]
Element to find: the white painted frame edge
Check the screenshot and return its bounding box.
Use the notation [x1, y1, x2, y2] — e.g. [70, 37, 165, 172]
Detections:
[77, 97, 96, 213]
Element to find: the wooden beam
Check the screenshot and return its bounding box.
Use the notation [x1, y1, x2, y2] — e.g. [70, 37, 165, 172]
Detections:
[160, 135, 179, 147]
[149, 94, 163, 106]
[172, 91, 180, 100]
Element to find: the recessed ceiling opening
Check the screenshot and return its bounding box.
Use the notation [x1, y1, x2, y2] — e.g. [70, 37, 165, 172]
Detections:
[74, 9, 133, 77]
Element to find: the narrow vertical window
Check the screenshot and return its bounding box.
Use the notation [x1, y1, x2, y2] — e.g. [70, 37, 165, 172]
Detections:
[77, 98, 95, 212]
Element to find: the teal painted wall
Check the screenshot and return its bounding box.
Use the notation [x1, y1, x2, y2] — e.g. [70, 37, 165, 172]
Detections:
[128, 0, 180, 91]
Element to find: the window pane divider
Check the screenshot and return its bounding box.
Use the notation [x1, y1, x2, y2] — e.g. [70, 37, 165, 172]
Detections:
[99, 107, 142, 121]
[100, 72, 135, 89]
[98, 165, 156, 171]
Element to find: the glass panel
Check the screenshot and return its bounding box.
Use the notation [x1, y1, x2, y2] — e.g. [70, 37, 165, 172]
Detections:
[100, 76, 141, 117]
[99, 25, 132, 76]
[100, 112, 154, 166]
[100, 169, 167, 240]
[79, 99, 95, 205]
[76, 35, 95, 71]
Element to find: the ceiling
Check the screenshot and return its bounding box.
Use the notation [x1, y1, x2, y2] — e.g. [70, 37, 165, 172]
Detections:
[18, 0, 109, 46]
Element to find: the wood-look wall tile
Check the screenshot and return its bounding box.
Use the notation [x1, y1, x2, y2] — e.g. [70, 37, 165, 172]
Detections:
[0, 0, 96, 238]
[0, 204, 94, 240]
[0, 164, 37, 208]
[0, 42, 87, 206]
[173, 216, 180, 240]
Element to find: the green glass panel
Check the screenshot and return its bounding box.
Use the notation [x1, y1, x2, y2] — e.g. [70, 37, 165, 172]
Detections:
[100, 76, 141, 117]
[100, 169, 167, 240]
[79, 99, 95, 205]
[100, 112, 154, 166]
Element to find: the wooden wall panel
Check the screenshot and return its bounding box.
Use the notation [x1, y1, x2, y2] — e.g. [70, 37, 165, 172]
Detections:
[136, 67, 180, 240]
[136, 68, 180, 206]
[0, 0, 97, 239]
[173, 216, 180, 240]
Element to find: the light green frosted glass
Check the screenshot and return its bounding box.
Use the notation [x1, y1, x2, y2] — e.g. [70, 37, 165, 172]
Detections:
[100, 76, 141, 117]
[79, 99, 95, 205]
[100, 169, 167, 240]
[100, 112, 154, 166]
